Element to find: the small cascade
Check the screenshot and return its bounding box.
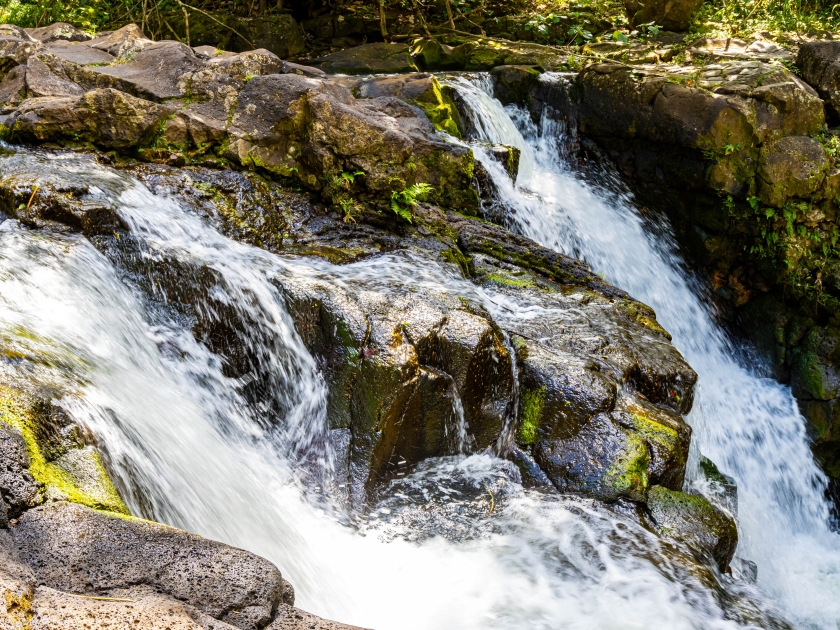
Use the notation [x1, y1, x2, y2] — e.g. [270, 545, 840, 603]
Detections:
[446, 73, 840, 630]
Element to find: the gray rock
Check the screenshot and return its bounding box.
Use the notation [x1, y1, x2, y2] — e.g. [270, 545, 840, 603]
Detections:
[0, 425, 41, 516]
[90, 40, 203, 101]
[46, 40, 115, 65]
[25, 23, 91, 43]
[13, 502, 286, 630]
[758, 135, 828, 207]
[267, 605, 369, 630]
[87, 23, 153, 59]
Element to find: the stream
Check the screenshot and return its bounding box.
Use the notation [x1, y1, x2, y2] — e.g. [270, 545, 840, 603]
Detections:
[0, 72, 837, 629]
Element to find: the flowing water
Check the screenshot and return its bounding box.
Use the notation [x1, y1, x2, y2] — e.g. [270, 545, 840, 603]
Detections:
[444, 74, 840, 629]
[0, 70, 834, 629]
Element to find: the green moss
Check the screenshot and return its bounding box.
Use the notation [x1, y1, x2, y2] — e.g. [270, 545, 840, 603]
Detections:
[0, 386, 129, 515]
[485, 271, 533, 288]
[440, 247, 474, 278]
[604, 429, 649, 502]
[617, 299, 672, 340]
[517, 385, 546, 445]
[412, 78, 464, 140]
[629, 411, 683, 468]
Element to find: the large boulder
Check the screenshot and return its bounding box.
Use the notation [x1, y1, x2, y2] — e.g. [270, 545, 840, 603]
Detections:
[757, 136, 829, 207]
[24, 22, 91, 44]
[310, 43, 418, 75]
[797, 41, 840, 118]
[624, 0, 703, 31]
[14, 502, 285, 629]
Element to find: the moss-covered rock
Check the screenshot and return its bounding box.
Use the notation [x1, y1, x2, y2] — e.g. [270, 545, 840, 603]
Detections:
[309, 43, 418, 75]
[647, 485, 738, 571]
[0, 386, 128, 515]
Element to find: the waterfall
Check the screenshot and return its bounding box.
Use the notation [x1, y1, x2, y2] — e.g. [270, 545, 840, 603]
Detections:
[0, 130, 807, 626]
[445, 74, 840, 629]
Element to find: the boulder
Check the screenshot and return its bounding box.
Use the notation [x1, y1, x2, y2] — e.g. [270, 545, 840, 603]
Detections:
[624, 0, 703, 31]
[268, 605, 369, 630]
[14, 502, 286, 630]
[0, 54, 84, 112]
[647, 485, 738, 570]
[87, 23, 153, 59]
[7, 88, 173, 149]
[24, 23, 91, 44]
[44, 40, 115, 65]
[90, 40, 203, 101]
[310, 43, 418, 75]
[797, 41, 840, 108]
[231, 15, 305, 59]
[490, 65, 541, 105]
[757, 136, 829, 207]
[0, 426, 41, 516]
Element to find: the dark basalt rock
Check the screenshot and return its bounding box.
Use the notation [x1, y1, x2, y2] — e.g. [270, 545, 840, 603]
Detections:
[647, 485, 738, 571]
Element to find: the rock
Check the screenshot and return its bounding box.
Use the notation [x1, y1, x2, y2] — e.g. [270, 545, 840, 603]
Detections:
[7, 88, 173, 149]
[491, 65, 541, 105]
[647, 485, 738, 570]
[757, 136, 828, 207]
[797, 41, 840, 118]
[0, 37, 43, 83]
[561, 62, 825, 199]
[0, 54, 85, 112]
[699, 456, 738, 515]
[14, 501, 286, 630]
[688, 37, 793, 63]
[536, 412, 651, 501]
[90, 40, 203, 101]
[44, 40, 115, 65]
[87, 23, 153, 59]
[267, 605, 369, 630]
[24, 23, 91, 44]
[0, 529, 37, 629]
[310, 43, 418, 75]
[0, 25, 36, 42]
[624, 0, 703, 31]
[231, 15, 305, 59]
[0, 426, 41, 516]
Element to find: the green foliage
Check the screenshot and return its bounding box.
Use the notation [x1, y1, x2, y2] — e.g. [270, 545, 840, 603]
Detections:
[390, 183, 434, 223]
[327, 170, 365, 223]
[567, 23, 593, 44]
[690, 0, 840, 38]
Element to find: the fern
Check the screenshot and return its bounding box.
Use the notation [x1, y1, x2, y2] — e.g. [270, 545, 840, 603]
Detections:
[390, 183, 434, 223]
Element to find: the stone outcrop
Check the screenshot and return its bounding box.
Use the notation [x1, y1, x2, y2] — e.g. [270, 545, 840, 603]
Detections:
[0, 24, 477, 213]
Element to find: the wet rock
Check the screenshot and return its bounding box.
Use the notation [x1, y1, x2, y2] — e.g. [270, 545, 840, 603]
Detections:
[624, 0, 703, 31]
[647, 485, 738, 570]
[310, 43, 418, 75]
[757, 136, 828, 207]
[25, 23, 91, 44]
[797, 41, 840, 118]
[14, 501, 286, 630]
[699, 456, 738, 515]
[491, 65, 541, 105]
[536, 411, 651, 502]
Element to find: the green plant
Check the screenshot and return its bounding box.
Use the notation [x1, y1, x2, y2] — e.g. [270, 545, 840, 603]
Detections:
[567, 23, 593, 44]
[390, 183, 434, 222]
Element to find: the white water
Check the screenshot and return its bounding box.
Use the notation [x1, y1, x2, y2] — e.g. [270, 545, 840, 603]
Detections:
[0, 149, 790, 629]
[445, 74, 840, 629]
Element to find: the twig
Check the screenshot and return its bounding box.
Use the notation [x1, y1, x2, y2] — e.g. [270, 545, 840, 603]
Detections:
[175, 0, 191, 46]
[410, 0, 432, 38]
[379, 0, 389, 39]
[178, 2, 256, 49]
[444, 0, 455, 30]
[485, 483, 495, 514]
[69, 594, 135, 603]
[25, 186, 39, 211]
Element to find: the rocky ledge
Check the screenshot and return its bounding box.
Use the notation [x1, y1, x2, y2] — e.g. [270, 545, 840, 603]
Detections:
[0, 20, 747, 629]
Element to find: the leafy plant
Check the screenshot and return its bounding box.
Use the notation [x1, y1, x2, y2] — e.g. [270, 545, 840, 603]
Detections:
[390, 183, 434, 223]
[567, 23, 593, 44]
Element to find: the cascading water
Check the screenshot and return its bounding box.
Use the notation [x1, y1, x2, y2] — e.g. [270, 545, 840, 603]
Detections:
[0, 89, 820, 627]
[444, 74, 840, 629]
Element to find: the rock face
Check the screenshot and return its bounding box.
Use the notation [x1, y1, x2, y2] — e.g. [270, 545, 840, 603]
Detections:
[0, 24, 477, 213]
[311, 43, 418, 75]
[514, 46, 840, 494]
